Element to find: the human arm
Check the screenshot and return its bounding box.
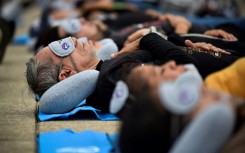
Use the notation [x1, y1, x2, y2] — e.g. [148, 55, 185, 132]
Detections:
[111, 37, 140, 58]
[162, 13, 238, 41]
[144, 13, 192, 34]
[111, 28, 230, 58]
[163, 14, 192, 35]
[81, 0, 139, 13]
[162, 14, 238, 41]
[124, 28, 230, 53]
[204, 29, 238, 41]
[139, 33, 197, 64]
[184, 40, 231, 55]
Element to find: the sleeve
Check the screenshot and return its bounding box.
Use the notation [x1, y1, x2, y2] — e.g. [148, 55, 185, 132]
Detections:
[139, 33, 198, 65]
[108, 11, 155, 30]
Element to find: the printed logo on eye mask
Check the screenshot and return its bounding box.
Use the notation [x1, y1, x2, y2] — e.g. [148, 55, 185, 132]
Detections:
[116, 89, 123, 98]
[71, 22, 79, 30]
[62, 42, 70, 50]
[179, 89, 194, 105]
[159, 65, 203, 115]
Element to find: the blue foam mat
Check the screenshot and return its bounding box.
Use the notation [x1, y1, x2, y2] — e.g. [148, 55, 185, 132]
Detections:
[37, 100, 119, 121]
[38, 129, 120, 153]
[12, 34, 30, 45]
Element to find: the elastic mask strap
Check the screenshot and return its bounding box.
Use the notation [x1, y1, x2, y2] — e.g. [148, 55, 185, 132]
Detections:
[58, 56, 78, 76]
[69, 54, 78, 72]
[58, 58, 64, 75]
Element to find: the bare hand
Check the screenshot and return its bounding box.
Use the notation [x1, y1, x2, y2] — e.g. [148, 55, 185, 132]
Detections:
[165, 14, 191, 34]
[204, 29, 238, 41]
[124, 28, 149, 45]
[145, 9, 162, 19]
[111, 38, 140, 58]
[185, 39, 231, 55]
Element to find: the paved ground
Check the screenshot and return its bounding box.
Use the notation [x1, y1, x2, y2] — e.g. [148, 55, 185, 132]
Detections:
[0, 6, 120, 153]
[0, 6, 37, 151]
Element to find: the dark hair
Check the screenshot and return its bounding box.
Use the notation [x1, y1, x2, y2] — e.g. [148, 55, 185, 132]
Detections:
[25, 57, 60, 97]
[34, 26, 69, 54]
[116, 63, 160, 118]
[119, 76, 173, 153]
[88, 57, 142, 112]
[118, 64, 189, 153]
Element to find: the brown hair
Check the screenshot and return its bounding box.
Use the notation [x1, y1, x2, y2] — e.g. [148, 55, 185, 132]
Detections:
[34, 26, 69, 53]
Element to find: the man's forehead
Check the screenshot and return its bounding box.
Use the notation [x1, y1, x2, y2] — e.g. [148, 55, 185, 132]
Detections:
[35, 46, 53, 62]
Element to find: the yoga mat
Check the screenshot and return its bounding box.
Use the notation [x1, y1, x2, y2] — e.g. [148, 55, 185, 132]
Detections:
[37, 100, 119, 121]
[38, 129, 120, 153]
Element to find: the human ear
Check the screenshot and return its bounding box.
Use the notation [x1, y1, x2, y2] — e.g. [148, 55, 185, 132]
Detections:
[58, 69, 78, 81]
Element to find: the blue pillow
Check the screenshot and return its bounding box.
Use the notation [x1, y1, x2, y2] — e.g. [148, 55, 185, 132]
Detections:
[39, 70, 99, 114]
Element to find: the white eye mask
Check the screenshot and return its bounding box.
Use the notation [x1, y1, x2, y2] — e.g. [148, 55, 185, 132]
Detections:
[110, 81, 129, 114]
[50, 0, 75, 11]
[96, 38, 118, 61]
[183, 64, 201, 77]
[48, 16, 65, 27]
[77, 37, 88, 43]
[61, 18, 82, 35]
[77, 37, 118, 61]
[159, 64, 203, 115]
[48, 37, 75, 57]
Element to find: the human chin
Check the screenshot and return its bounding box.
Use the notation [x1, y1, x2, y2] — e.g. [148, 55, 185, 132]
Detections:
[88, 46, 97, 59]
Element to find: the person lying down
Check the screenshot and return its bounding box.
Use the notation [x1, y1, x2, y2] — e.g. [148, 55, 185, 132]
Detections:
[109, 60, 245, 153]
[26, 28, 244, 115]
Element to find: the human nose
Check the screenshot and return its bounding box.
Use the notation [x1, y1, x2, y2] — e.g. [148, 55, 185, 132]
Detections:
[165, 60, 177, 69]
[70, 37, 77, 44]
[80, 17, 86, 24]
[71, 37, 77, 42]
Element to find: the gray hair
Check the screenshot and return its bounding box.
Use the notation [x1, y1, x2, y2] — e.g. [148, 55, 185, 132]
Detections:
[25, 57, 60, 97]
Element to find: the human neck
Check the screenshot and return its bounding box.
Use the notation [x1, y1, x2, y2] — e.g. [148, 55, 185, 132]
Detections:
[86, 58, 101, 70]
[94, 42, 103, 51]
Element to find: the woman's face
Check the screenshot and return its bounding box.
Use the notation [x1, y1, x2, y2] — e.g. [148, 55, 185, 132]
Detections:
[75, 18, 102, 40]
[131, 61, 237, 118]
[132, 61, 188, 89]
